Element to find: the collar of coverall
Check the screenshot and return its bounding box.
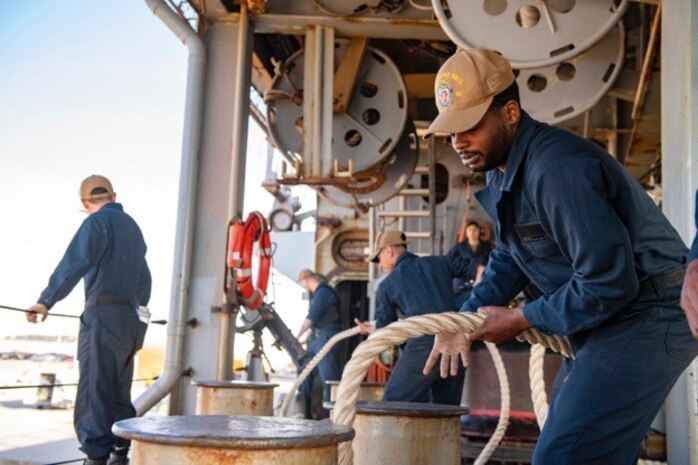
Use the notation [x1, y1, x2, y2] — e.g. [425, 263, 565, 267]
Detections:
[394, 251, 416, 269]
[499, 111, 537, 193]
[99, 202, 123, 212]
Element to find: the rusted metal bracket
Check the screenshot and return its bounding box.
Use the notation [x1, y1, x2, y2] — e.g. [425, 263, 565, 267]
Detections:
[211, 303, 239, 315]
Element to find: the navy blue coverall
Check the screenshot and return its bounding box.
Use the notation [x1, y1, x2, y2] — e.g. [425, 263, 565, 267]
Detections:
[450, 241, 491, 308]
[463, 112, 698, 464]
[299, 283, 341, 417]
[38, 202, 151, 459]
[376, 250, 475, 404]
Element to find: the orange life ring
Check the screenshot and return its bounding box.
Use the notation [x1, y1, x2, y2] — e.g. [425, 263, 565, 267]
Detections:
[227, 212, 272, 310]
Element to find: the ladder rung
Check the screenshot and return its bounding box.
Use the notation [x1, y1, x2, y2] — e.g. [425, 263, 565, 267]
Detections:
[378, 210, 430, 218]
[399, 188, 429, 196]
[404, 231, 432, 239]
[414, 166, 430, 175]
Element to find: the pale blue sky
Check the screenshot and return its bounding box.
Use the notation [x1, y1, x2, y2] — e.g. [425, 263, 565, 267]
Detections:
[0, 1, 303, 348]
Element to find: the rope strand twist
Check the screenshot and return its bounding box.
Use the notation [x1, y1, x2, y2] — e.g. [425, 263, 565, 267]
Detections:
[332, 312, 572, 465]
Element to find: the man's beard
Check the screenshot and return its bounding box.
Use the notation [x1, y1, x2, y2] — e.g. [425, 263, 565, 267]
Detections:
[471, 122, 511, 173]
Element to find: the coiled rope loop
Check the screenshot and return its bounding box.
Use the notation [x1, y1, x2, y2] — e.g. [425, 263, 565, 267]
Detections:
[333, 312, 572, 465]
[278, 326, 362, 417]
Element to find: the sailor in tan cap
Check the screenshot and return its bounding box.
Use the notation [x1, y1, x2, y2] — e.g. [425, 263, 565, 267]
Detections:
[357, 230, 476, 404]
[26, 175, 151, 464]
[422, 48, 696, 464]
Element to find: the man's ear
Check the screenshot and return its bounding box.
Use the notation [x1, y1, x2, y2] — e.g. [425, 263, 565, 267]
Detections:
[504, 100, 521, 126]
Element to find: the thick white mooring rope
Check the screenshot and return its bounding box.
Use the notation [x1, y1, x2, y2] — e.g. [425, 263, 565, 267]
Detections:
[284, 313, 657, 465]
[476, 341, 510, 465]
[279, 316, 512, 464]
[528, 343, 549, 430]
[333, 312, 572, 465]
[278, 326, 362, 417]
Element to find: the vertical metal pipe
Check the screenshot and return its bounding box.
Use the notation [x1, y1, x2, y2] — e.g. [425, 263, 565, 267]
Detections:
[609, 97, 618, 158]
[661, 2, 698, 463]
[228, 2, 251, 221]
[321, 27, 335, 177]
[428, 137, 436, 254]
[367, 206, 376, 321]
[311, 28, 324, 177]
[216, 312, 231, 380]
[398, 195, 405, 232]
[218, 3, 252, 382]
[135, 0, 205, 416]
[303, 27, 317, 178]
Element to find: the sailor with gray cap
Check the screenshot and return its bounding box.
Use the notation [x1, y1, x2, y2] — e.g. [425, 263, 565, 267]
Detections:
[422, 48, 698, 464]
[356, 230, 477, 404]
[296, 268, 341, 418]
[26, 175, 151, 465]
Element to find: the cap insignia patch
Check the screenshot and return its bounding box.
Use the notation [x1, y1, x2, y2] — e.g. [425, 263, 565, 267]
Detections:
[437, 77, 455, 107]
[487, 73, 502, 91]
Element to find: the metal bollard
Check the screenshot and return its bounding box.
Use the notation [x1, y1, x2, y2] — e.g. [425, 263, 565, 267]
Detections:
[113, 415, 354, 465]
[36, 372, 56, 409]
[327, 381, 385, 402]
[194, 380, 278, 416]
[327, 401, 468, 465]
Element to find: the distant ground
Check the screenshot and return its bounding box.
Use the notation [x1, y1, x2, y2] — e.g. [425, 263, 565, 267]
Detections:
[0, 336, 301, 465]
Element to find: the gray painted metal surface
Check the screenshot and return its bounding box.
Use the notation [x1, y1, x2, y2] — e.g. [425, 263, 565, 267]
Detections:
[269, 231, 315, 283]
[169, 14, 254, 415]
[267, 39, 408, 174]
[432, 0, 628, 69]
[519, 23, 625, 125]
[317, 122, 419, 210]
[134, 0, 205, 416]
[662, 2, 698, 464]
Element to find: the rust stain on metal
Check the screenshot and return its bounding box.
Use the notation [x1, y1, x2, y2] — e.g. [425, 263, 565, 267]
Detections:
[132, 442, 339, 465]
[340, 16, 442, 28]
[351, 411, 462, 465]
[195, 383, 275, 416]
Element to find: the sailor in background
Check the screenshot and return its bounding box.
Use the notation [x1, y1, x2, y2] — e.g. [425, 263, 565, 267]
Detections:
[450, 220, 491, 308]
[357, 230, 477, 405]
[296, 269, 342, 418]
[26, 175, 151, 465]
[422, 48, 698, 464]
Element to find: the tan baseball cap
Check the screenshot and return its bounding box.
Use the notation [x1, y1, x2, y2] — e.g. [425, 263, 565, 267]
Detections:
[423, 48, 515, 138]
[80, 175, 114, 201]
[297, 269, 315, 282]
[367, 230, 408, 263]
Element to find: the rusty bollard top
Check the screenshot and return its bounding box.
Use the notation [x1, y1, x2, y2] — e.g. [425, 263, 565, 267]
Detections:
[113, 416, 354, 449]
[193, 380, 279, 389]
[324, 401, 470, 418]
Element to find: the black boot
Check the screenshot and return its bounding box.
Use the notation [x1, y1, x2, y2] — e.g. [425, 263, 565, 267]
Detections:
[83, 458, 107, 465]
[107, 447, 129, 465]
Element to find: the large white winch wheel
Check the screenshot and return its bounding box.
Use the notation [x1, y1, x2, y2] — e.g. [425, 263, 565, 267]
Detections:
[317, 120, 419, 211]
[518, 22, 625, 124]
[431, 0, 629, 69]
[266, 39, 408, 174]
